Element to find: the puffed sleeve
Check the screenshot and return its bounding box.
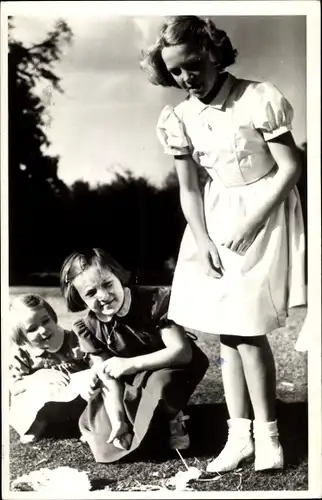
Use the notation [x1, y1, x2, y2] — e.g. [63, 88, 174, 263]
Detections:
[151, 287, 198, 341]
[151, 286, 174, 329]
[252, 82, 294, 141]
[63, 329, 90, 364]
[73, 319, 106, 355]
[156, 105, 191, 156]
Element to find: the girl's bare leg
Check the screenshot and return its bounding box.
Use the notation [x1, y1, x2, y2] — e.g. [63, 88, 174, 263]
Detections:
[237, 336, 282, 471]
[207, 335, 254, 473]
[237, 336, 276, 421]
[220, 335, 251, 418]
[100, 385, 132, 450]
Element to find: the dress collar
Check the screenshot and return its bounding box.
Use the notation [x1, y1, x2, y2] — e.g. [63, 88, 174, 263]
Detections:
[116, 286, 132, 317]
[187, 72, 237, 114]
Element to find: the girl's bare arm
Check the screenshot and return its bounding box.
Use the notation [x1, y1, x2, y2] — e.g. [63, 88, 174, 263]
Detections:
[253, 132, 302, 225]
[175, 155, 210, 248]
[174, 155, 223, 276]
[222, 132, 302, 253]
[129, 323, 192, 372]
[101, 324, 193, 379]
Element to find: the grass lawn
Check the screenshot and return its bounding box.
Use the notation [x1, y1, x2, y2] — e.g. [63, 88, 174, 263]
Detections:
[6, 287, 308, 493]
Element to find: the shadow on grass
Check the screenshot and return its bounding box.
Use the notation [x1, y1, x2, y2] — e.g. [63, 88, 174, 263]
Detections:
[108, 399, 308, 468]
[186, 400, 307, 467]
[11, 399, 307, 474]
[37, 397, 87, 439]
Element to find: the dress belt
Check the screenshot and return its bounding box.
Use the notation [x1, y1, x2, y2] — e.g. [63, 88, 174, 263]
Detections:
[209, 162, 277, 188]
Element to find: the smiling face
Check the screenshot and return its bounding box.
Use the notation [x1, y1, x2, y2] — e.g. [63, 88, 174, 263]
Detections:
[161, 43, 220, 100]
[18, 305, 62, 351]
[72, 265, 125, 320]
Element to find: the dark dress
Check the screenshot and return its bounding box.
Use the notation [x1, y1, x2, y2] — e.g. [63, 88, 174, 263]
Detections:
[73, 286, 209, 463]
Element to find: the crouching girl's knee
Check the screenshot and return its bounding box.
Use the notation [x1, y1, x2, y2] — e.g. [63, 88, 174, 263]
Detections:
[148, 369, 174, 395]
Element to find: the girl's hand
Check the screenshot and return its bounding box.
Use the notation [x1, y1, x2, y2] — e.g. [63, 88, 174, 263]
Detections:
[102, 357, 136, 379]
[198, 239, 224, 278]
[222, 221, 263, 255]
[85, 368, 100, 398]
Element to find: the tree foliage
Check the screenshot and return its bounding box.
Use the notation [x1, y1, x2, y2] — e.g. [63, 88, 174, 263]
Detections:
[66, 173, 184, 284]
[8, 18, 73, 281]
[9, 18, 73, 178]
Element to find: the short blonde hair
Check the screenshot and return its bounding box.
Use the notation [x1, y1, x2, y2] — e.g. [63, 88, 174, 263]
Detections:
[9, 294, 58, 346]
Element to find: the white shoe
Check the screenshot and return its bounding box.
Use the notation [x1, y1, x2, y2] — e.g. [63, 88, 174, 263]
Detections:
[20, 434, 38, 444]
[253, 420, 284, 471]
[20, 420, 46, 443]
[206, 418, 254, 473]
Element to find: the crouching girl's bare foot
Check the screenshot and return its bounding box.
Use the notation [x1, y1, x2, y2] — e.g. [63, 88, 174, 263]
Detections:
[112, 432, 133, 450]
[107, 421, 133, 450]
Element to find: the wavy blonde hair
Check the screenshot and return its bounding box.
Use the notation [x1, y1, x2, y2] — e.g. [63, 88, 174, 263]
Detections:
[140, 16, 238, 87]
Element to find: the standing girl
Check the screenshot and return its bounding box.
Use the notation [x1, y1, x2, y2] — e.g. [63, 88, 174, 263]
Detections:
[141, 16, 306, 472]
[60, 248, 209, 463]
[9, 294, 89, 442]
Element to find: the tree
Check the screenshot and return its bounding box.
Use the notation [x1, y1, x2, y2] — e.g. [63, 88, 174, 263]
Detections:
[8, 18, 73, 283]
[65, 172, 184, 285]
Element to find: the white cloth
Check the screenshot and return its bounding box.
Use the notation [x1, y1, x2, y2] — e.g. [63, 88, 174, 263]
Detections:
[9, 330, 90, 436]
[10, 369, 91, 436]
[157, 72, 306, 337]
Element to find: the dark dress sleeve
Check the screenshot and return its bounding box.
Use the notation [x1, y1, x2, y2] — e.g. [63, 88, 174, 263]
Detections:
[151, 287, 198, 341]
[151, 286, 175, 329]
[61, 329, 90, 366]
[73, 318, 108, 356]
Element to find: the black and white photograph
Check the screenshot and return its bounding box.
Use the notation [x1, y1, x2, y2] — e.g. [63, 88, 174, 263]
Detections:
[1, 1, 321, 497]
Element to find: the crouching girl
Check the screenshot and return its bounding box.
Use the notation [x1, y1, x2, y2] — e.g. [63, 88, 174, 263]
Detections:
[60, 248, 209, 463]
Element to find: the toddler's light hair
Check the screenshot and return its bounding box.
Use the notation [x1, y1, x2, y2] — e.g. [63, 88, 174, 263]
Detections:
[9, 294, 58, 346]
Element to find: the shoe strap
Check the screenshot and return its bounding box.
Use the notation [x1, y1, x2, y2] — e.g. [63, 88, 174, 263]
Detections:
[170, 414, 190, 424]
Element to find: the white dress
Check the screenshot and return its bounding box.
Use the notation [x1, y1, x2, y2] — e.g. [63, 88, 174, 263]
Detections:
[157, 72, 306, 338]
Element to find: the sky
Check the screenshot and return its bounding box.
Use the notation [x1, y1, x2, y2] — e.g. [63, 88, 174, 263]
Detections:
[10, 10, 307, 188]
